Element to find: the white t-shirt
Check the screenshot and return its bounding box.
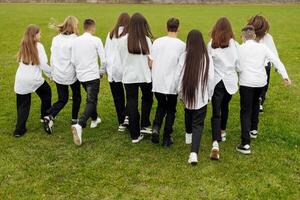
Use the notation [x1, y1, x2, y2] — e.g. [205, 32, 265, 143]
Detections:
[238, 40, 289, 87]
[207, 39, 239, 95]
[259, 33, 279, 65]
[178, 52, 215, 110]
[14, 42, 51, 95]
[151, 36, 185, 94]
[71, 32, 106, 82]
[103, 27, 124, 82]
[50, 33, 77, 85]
[118, 34, 152, 84]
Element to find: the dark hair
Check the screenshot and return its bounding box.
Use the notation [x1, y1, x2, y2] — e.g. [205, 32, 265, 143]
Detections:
[247, 15, 270, 41]
[211, 17, 234, 49]
[110, 13, 130, 39]
[182, 29, 209, 107]
[241, 25, 256, 40]
[127, 12, 153, 55]
[167, 18, 179, 32]
[84, 18, 96, 31]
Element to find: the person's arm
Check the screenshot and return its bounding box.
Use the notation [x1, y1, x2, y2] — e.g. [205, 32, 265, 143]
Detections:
[97, 38, 107, 76]
[207, 55, 215, 100]
[264, 45, 291, 86]
[38, 43, 52, 79]
[147, 37, 153, 69]
[50, 38, 55, 68]
[233, 40, 241, 73]
[176, 52, 186, 96]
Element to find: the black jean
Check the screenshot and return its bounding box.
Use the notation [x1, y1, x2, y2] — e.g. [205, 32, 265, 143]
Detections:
[211, 81, 232, 141]
[153, 92, 178, 139]
[185, 106, 207, 154]
[240, 86, 264, 145]
[109, 81, 127, 125]
[14, 81, 52, 134]
[47, 80, 81, 120]
[260, 62, 271, 106]
[78, 79, 100, 128]
[124, 82, 153, 139]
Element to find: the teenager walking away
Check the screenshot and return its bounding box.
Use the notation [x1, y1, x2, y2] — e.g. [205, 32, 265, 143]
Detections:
[13, 25, 52, 137]
[236, 25, 291, 155]
[102, 13, 130, 132]
[207, 17, 239, 160]
[71, 19, 106, 146]
[151, 17, 185, 147]
[43, 16, 82, 134]
[118, 13, 154, 143]
[178, 30, 214, 165]
[247, 15, 280, 113]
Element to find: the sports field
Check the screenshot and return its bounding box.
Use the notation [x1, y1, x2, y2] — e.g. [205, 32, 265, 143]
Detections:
[0, 3, 299, 199]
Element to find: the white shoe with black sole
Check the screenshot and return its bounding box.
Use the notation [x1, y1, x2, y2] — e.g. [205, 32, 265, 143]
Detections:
[140, 127, 152, 135]
[43, 116, 54, 134]
[90, 117, 101, 128]
[132, 134, 144, 144]
[71, 124, 82, 146]
[250, 130, 258, 139]
[236, 144, 251, 155]
[188, 152, 198, 165]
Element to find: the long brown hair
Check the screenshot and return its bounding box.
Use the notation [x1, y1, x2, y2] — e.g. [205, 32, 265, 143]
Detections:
[127, 12, 153, 55]
[110, 12, 130, 39]
[247, 15, 270, 41]
[182, 29, 209, 107]
[211, 17, 234, 49]
[17, 24, 40, 65]
[49, 16, 79, 35]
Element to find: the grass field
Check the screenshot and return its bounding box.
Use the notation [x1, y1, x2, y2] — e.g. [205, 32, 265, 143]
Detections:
[0, 3, 300, 200]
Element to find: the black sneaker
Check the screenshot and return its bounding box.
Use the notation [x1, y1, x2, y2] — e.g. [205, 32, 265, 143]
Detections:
[236, 144, 251, 155]
[43, 116, 53, 134]
[162, 137, 174, 147]
[13, 129, 27, 137]
[151, 128, 160, 144]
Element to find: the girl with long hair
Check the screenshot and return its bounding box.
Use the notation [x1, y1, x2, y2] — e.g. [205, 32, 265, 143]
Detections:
[43, 16, 82, 134]
[178, 29, 214, 165]
[208, 17, 239, 160]
[14, 24, 52, 137]
[103, 12, 130, 132]
[118, 12, 154, 143]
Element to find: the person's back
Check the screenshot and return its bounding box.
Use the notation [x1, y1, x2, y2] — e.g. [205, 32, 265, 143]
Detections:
[151, 36, 185, 94]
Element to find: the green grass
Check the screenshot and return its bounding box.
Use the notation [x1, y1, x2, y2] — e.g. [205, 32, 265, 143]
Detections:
[0, 3, 300, 200]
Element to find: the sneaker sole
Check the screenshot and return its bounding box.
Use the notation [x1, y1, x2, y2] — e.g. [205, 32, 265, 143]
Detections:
[250, 135, 257, 139]
[140, 130, 152, 135]
[210, 149, 220, 160]
[188, 161, 198, 165]
[71, 127, 81, 146]
[236, 147, 251, 155]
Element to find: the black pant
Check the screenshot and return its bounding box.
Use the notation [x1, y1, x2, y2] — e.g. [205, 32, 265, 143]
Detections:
[185, 106, 207, 154]
[211, 81, 232, 141]
[47, 80, 81, 120]
[109, 81, 126, 125]
[124, 83, 153, 139]
[78, 79, 100, 128]
[260, 62, 271, 106]
[153, 92, 178, 139]
[240, 86, 264, 145]
[14, 81, 52, 134]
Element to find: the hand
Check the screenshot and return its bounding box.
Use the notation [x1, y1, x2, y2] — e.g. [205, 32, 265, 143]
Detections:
[100, 73, 104, 79]
[283, 78, 292, 86]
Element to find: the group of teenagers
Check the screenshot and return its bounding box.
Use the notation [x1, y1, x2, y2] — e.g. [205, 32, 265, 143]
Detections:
[13, 12, 291, 165]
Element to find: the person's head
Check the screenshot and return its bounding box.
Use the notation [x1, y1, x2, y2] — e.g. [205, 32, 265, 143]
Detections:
[241, 25, 256, 42]
[110, 12, 130, 39]
[247, 15, 269, 41]
[84, 18, 96, 34]
[49, 16, 79, 35]
[17, 24, 41, 65]
[167, 17, 180, 33]
[211, 17, 234, 49]
[127, 12, 153, 55]
[182, 29, 209, 108]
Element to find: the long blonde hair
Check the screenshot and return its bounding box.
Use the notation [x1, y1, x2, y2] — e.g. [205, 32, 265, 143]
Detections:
[49, 16, 79, 35]
[17, 24, 40, 65]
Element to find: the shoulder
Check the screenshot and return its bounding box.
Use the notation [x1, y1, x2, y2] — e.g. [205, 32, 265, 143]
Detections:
[37, 42, 45, 50]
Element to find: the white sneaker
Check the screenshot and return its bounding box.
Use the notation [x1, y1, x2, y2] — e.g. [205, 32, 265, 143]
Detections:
[118, 124, 126, 132]
[188, 152, 198, 165]
[221, 132, 227, 141]
[71, 124, 82, 146]
[140, 127, 152, 135]
[132, 134, 144, 144]
[123, 116, 129, 126]
[236, 144, 251, 155]
[43, 116, 54, 134]
[250, 130, 258, 139]
[90, 117, 101, 128]
[259, 105, 264, 113]
[185, 133, 192, 144]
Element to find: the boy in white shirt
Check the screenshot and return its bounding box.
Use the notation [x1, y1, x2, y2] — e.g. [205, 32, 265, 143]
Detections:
[236, 25, 291, 154]
[71, 19, 106, 146]
[151, 18, 185, 147]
